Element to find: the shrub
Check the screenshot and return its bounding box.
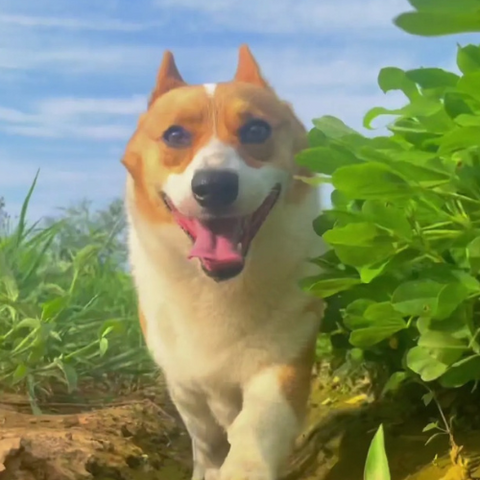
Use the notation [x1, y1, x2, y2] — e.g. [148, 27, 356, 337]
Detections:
[299, 42, 480, 392]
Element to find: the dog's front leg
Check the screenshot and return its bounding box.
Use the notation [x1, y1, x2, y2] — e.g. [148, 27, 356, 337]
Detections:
[169, 383, 230, 480]
[219, 363, 311, 480]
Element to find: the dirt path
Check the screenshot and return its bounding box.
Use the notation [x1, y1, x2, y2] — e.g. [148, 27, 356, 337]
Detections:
[1, 377, 479, 480]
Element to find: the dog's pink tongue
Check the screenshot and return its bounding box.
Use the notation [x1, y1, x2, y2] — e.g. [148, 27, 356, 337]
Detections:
[188, 218, 243, 269]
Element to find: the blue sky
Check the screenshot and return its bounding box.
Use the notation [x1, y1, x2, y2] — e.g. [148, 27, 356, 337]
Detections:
[1, 0, 479, 221]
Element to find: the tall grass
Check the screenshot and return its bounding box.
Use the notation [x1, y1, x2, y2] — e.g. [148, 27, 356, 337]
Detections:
[0, 174, 153, 407]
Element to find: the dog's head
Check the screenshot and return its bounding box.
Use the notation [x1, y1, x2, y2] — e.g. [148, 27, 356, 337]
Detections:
[123, 45, 311, 281]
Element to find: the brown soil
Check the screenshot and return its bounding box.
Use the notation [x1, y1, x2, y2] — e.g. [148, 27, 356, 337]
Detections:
[1, 376, 480, 480]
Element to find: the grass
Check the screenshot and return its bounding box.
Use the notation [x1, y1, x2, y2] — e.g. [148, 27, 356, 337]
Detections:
[0, 174, 154, 409]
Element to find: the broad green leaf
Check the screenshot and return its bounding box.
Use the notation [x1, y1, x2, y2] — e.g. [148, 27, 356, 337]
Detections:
[364, 424, 391, 480]
[457, 72, 480, 102]
[435, 282, 470, 320]
[312, 116, 358, 139]
[378, 67, 420, 100]
[323, 223, 380, 247]
[439, 355, 480, 387]
[405, 67, 459, 89]
[394, 12, 480, 37]
[296, 146, 362, 175]
[334, 243, 396, 268]
[444, 91, 475, 118]
[299, 274, 361, 298]
[348, 303, 406, 348]
[307, 128, 328, 147]
[454, 114, 480, 127]
[343, 299, 377, 329]
[438, 126, 480, 153]
[457, 44, 480, 74]
[332, 164, 413, 200]
[392, 280, 444, 317]
[364, 107, 401, 130]
[418, 330, 467, 365]
[407, 0, 480, 13]
[312, 213, 336, 237]
[361, 201, 412, 240]
[406, 346, 448, 381]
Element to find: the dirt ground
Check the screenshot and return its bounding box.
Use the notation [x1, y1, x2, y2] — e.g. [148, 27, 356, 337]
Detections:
[1, 374, 480, 480]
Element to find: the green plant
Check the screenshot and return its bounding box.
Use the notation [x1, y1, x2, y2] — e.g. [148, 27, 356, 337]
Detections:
[364, 424, 391, 480]
[298, 42, 480, 393]
[395, 0, 480, 37]
[0, 174, 153, 408]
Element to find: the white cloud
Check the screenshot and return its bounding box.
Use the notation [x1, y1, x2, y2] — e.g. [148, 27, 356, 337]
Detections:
[0, 14, 163, 31]
[36, 96, 147, 118]
[0, 96, 146, 140]
[0, 45, 163, 73]
[153, 0, 409, 35]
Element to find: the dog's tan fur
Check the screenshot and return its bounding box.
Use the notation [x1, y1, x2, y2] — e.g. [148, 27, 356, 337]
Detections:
[123, 45, 325, 480]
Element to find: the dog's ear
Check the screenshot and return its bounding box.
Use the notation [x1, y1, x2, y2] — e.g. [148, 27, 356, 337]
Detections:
[234, 44, 270, 88]
[149, 51, 186, 107]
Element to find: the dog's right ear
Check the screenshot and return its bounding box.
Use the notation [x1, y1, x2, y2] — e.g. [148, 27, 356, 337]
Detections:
[149, 51, 186, 107]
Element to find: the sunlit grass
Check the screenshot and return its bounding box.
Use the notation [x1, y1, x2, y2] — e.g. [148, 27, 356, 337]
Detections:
[0, 174, 154, 408]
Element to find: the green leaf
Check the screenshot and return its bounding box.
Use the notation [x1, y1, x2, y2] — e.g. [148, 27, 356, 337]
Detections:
[422, 422, 439, 432]
[378, 67, 420, 100]
[296, 146, 362, 175]
[405, 67, 459, 89]
[334, 243, 396, 268]
[99, 337, 109, 357]
[407, 0, 480, 13]
[299, 274, 361, 298]
[435, 282, 470, 320]
[392, 280, 444, 317]
[457, 45, 480, 74]
[457, 72, 480, 102]
[394, 12, 480, 37]
[41, 296, 69, 320]
[364, 424, 391, 480]
[381, 371, 409, 397]
[439, 355, 480, 387]
[348, 303, 406, 348]
[12, 363, 28, 385]
[332, 164, 413, 200]
[312, 116, 358, 139]
[323, 223, 380, 247]
[454, 114, 480, 127]
[361, 201, 412, 240]
[57, 361, 78, 393]
[438, 126, 480, 153]
[467, 236, 480, 273]
[406, 346, 448, 381]
[417, 330, 467, 365]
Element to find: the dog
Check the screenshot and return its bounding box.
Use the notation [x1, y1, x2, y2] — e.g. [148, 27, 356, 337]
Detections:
[122, 44, 325, 480]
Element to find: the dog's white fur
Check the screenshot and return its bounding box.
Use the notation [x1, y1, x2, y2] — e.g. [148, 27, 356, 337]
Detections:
[124, 47, 325, 480]
[163, 137, 290, 219]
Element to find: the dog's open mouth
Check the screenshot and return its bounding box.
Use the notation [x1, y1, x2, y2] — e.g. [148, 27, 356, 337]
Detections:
[162, 185, 281, 281]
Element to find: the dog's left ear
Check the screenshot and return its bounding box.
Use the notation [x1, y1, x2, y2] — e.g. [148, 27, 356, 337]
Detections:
[234, 44, 270, 88]
[149, 50, 186, 107]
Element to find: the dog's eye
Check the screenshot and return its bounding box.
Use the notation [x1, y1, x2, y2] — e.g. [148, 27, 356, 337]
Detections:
[162, 125, 192, 148]
[238, 119, 272, 144]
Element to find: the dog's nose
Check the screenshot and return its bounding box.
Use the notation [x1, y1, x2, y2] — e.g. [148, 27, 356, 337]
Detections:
[191, 169, 239, 208]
